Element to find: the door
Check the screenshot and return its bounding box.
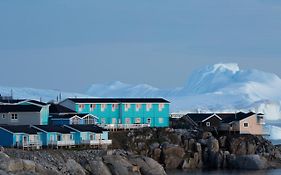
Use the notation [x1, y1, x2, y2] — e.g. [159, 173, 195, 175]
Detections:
[23, 135, 28, 146]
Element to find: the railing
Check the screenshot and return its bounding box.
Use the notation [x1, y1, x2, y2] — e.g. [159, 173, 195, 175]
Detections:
[20, 141, 42, 149]
[99, 124, 150, 130]
[49, 140, 75, 146]
[100, 140, 112, 145]
[81, 140, 112, 145]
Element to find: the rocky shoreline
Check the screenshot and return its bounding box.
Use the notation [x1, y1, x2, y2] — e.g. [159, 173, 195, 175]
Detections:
[111, 127, 281, 170]
[0, 127, 281, 175]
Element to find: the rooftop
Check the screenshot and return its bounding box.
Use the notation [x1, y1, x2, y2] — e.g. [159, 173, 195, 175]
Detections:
[65, 98, 170, 103]
[0, 105, 42, 113]
[0, 125, 39, 134]
[49, 103, 76, 114]
[67, 124, 104, 133]
[33, 125, 75, 134]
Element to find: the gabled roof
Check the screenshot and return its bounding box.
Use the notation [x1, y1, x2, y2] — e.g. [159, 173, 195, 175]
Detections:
[0, 125, 39, 134]
[66, 125, 104, 133]
[33, 125, 75, 134]
[220, 112, 256, 123]
[64, 98, 170, 103]
[0, 105, 42, 113]
[25, 100, 47, 106]
[0, 99, 26, 104]
[50, 113, 95, 119]
[185, 113, 215, 122]
[49, 103, 76, 114]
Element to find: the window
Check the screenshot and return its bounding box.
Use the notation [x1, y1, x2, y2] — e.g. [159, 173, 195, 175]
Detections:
[135, 118, 141, 124]
[206, 122, 211, 127]
[125, 118, 131, 124]
[147, 118, 151, 124]
[11, 114, 18, 121]
[136, 104, 141, 111]
[101, 118, 106, 124]
[158, 117, 164, 124]
[112, 118, 117, 124]
[90, 104, 96, 111]
[84, 115, 95, 124]
[146, 104, 152, 111]
[112, 104, 118, 111]
[78, 104, 85, 111]
[244, 123, 249, 128]
[159, 104, 164, 111]
[125, 104, 131, 111]
[72, 117, 80, 125]
[101, 104, 107, 112]
[2, 114, 5, 119]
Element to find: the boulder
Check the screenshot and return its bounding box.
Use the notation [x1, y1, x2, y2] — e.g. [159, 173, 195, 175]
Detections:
[0, 159, 24, 172]
[202, 132, 212, 139]
[65, 159, 86, 175]
[103, 155, 141, 175]
[128, 156, 167, 175]
[162, 146, 185, 169]
[207, 137, 219, 153]
[87, 159, 112, 175]
[229, 155, 268, 170]
[0, 152, 10, 160]
[22, 160, 36, 172]
[152, 148, 162, 162]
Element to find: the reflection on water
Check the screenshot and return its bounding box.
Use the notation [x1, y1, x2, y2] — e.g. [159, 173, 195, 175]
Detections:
[167, 169, 281, 175]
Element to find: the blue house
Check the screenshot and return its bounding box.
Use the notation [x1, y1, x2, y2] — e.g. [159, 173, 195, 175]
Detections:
[65, 125, 111, 146]
[60, 98, 170, 128]
[0, 125, 42, 149]
[32, 125, 76, 148]
[49, 113, 98, 126]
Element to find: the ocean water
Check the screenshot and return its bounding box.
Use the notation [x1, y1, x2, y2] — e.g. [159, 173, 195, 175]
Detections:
[167, 169, 281, 175]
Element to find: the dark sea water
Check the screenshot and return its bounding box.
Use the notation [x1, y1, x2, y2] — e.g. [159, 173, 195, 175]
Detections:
[167, 169, 281, 175]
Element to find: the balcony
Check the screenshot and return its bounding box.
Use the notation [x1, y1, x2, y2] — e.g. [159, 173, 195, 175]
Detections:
[100, 140, 112, 145]
[81, 140, 112, 145]
[100, 124, 150, 130]
[81, 140, 100, 145]
[20, 140, 42, 149]
[49, 140, 75, 146]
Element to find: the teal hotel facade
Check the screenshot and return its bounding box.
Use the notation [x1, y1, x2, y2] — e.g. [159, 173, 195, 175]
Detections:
[60, 98, 170, 127]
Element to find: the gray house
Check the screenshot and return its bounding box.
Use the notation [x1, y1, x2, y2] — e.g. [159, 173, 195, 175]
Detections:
[0, 104, 49, 125]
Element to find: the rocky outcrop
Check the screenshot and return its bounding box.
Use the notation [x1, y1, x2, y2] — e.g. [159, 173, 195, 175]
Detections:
[2, 149, 166, 175]
[111, 128, 281, 171]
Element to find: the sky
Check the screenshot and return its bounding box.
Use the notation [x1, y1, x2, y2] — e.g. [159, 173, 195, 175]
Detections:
[0, 0, 281, 92]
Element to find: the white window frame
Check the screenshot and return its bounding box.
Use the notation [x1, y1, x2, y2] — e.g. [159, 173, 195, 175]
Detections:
[147, 118, 151, 124]
[135, 118, 141, 124]
[101, 104, 107, 112]
[112, 118, 117, 124]
[78, 104, 84, 111]
[90, 104, 96, 111]
[125, 118, 130, 124]
[136, 104, 141, 111]
[11, 113, 18, 121]
[158, 117, 164, 124]
[206, 122, 211, 127]
[125, 104, 131, 111]
[159, 104, 164, 111]
[243, 122, 249, 128]
[146, 104, 152, 111]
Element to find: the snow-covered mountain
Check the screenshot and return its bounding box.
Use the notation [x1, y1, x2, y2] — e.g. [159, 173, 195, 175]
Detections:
[87, 63, 281, 120]
[2, 63, 281, 140]
[3, 63, 281, 120]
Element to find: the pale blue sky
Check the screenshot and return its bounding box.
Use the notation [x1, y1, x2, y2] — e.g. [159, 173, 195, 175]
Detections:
[0, 0, 281, 92]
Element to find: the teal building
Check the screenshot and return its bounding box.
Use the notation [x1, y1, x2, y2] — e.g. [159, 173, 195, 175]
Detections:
[60, 98, 170, 127]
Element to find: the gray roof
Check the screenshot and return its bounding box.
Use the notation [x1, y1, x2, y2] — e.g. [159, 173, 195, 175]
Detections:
[65, 98, 170, 103]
